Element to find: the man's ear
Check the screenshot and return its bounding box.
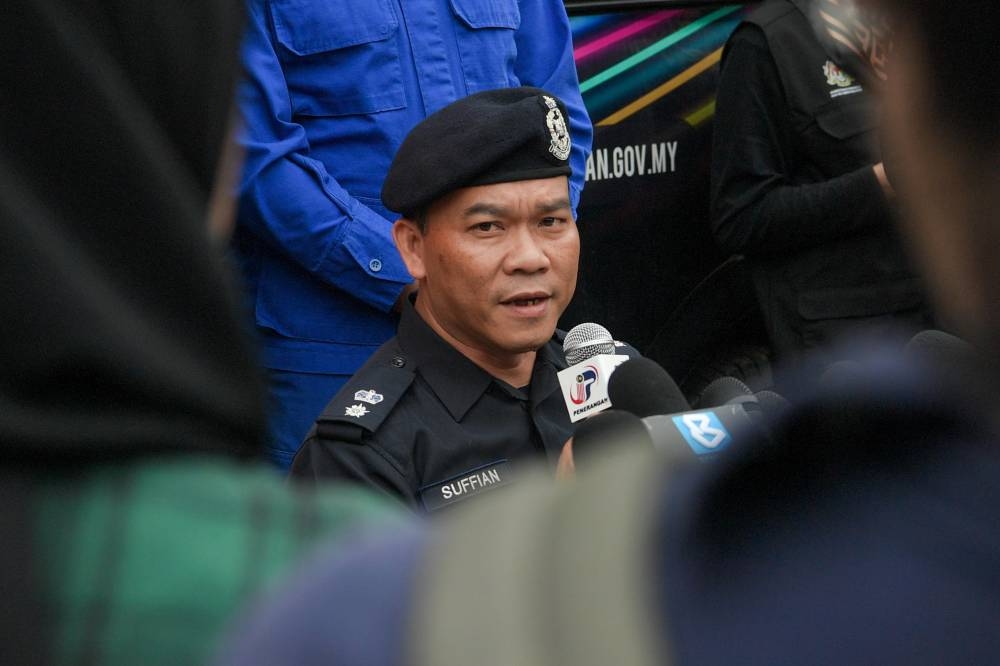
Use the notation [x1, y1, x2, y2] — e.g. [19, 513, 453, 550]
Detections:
[393, 217, 426, 280]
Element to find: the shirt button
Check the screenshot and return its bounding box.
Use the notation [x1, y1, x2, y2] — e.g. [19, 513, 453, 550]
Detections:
[391, 355, 406, 368]
[369, 258, 383, 272]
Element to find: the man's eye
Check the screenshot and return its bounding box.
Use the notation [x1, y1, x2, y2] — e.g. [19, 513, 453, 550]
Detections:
[473, 222, 499, 232]
[540, 217, 563, 227]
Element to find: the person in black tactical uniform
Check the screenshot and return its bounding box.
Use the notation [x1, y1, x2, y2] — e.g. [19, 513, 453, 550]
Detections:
[711, 0, 932, 381]
[290, 88, 581, 513]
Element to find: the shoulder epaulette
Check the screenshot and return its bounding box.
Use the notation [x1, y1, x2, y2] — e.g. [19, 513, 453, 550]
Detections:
[314, 346, 415, 443]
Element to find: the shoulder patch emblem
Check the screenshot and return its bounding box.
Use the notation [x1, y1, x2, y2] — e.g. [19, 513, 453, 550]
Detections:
[823, 60, 863, 98]
[345, 404, 369, 418]
[354, 389, 384, 405]
[823, 60, 854, 88]
[542, 95, 571, 161]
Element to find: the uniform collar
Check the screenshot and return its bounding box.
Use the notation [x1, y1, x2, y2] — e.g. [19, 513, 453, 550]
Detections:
[397, 295, 567, 422]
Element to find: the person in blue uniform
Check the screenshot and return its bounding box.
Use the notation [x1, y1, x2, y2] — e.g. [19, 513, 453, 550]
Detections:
[234, 0, 592, 469]
[711, 0, 932, 380]
[217, 2, 1000, 663]
[290, 88, 581, 512]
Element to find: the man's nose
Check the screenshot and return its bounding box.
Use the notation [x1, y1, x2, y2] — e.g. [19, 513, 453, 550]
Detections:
[504, 226, 550, 274]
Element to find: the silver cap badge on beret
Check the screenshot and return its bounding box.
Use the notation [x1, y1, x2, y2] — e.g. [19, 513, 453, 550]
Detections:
[543, 95, 571, 161]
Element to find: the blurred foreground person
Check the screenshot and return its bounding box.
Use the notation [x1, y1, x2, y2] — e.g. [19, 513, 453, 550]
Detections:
[0, 2, 400, 664]
[219, 1, 1000, 664]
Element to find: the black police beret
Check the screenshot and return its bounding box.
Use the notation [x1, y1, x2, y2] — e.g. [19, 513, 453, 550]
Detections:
[381, 87, 573, 217]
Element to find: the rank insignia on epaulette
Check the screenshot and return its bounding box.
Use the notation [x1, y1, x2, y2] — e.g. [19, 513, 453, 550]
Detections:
[354, 389, 384, 405]
[345, 404, 369, 418]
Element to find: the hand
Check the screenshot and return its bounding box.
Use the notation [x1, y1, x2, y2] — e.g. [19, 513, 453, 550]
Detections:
[555, 437, 575, 480]
[874, 162, 895, 199]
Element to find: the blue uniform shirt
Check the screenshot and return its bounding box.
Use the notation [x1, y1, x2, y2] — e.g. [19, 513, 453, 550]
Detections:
[234, 0, 592, 374]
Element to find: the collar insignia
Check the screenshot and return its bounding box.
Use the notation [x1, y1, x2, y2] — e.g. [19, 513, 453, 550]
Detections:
[354, 389, 384, 405]
[345, 404, 369, 418]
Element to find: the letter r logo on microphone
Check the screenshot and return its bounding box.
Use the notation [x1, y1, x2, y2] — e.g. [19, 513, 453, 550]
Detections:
[570, 366, 599, 404]
[672, 412, 732, 455]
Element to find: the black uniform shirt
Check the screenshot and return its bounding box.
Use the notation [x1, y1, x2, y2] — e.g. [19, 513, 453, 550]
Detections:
[290, 298, 574, 512]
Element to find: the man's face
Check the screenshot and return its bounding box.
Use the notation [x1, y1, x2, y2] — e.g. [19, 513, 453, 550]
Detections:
[394, 175, 579, 365]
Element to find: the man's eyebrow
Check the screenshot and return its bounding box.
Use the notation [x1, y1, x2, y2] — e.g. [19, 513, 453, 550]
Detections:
[462, 197, 571, 218]
[462, 202, 509, 218]
[535, 198, 571, 213]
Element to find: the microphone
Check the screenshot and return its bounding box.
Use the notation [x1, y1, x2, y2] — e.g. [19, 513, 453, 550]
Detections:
[557, 323, 632, 422]
[696, 375, 757, 409]
[754, 389, 790, 418]
[601, 361, 759, 459]
[904, 329, 978, 367]
[563, 322, 616, 365]
[606, 356, 689, 417]
[571, 409, 654, 462]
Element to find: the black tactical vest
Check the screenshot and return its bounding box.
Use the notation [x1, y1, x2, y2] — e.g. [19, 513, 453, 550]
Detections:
[738, 0, 929, 365]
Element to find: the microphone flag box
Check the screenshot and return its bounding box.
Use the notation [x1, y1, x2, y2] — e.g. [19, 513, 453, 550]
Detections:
[557, 354, 630, 423]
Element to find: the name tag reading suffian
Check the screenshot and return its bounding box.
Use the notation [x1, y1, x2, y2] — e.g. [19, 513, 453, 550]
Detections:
[419, 461, 512, 512]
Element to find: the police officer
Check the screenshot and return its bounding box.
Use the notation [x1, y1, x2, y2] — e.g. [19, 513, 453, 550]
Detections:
[711, 0, 932, 380]
[290, 88, 580, 512]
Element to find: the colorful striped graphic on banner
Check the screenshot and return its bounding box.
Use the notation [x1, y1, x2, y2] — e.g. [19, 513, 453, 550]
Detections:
[571, 4, 751, 127]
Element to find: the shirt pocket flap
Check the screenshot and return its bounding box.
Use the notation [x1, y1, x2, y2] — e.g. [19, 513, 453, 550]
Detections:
[815, 95, 877, 140]
[269, 0, 398, 56]
[797, 280, 924, 320]
[449, 0, 521, 29]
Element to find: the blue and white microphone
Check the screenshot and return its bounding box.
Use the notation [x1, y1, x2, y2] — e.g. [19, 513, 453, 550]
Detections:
[558, 323, 632, 422]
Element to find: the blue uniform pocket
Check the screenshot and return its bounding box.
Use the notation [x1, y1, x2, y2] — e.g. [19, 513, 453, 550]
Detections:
[269, 0, 406, 116]
[448, 0, 521, 93]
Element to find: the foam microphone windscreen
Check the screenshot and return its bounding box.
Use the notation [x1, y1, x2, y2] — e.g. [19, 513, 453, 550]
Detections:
[697, 375, 755, 409]
[904, 329, 978, 367]
[571, 409, 653, 461]
[607, 357, 689, 417]
[754, 389, 790, 417]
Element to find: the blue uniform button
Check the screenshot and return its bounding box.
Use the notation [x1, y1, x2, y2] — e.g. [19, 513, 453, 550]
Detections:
[369, 258, 383, 273]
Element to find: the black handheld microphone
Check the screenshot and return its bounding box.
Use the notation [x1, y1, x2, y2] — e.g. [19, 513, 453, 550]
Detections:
[697, 375, 758, 409]
[571, 409, 654, 462]
[596, 361, 758, 460]
[607, 356, 690, 417]
[754, 389, 790, 418]
[904, 329, 979, 367]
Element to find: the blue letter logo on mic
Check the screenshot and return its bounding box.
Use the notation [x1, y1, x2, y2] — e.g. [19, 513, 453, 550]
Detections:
[570, 366, 599, 405]
[672, 412, 732, 455]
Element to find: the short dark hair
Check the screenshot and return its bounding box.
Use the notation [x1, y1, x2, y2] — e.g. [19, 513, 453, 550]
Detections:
[411, 208, 429, 235]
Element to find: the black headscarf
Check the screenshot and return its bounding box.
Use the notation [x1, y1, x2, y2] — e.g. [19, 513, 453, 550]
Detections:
[1, 1, 259, 662]
[0, 0, 264, 463]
